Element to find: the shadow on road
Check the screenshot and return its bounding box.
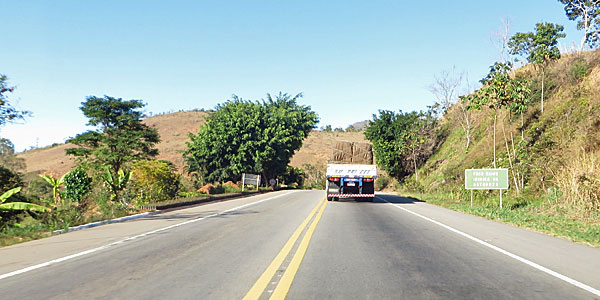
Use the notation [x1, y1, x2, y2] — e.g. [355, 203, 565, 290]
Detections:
[141, 209, 259, 221]
[374, 193, 424, 204]
[334, 193, 423, 204]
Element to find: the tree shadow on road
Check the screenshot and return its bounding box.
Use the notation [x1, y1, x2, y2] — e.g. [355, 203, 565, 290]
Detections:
[331, 194, 421, 204]
[333, 194, 423, 204]
[141, 209, 259, 221]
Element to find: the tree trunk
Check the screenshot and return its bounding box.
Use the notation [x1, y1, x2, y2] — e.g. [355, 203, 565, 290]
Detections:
[412, 146, 418, 182]
[466, 129, 471, 150]
[541, 70, 545, 113]
[501, 119, 520, 194]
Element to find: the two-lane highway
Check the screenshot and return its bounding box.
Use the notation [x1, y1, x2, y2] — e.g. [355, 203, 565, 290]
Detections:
[1, 191, 599, 299]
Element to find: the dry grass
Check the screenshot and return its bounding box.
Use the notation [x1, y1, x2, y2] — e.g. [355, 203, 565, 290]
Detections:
[553, 149, 600, 215]
[17, 111, 208, 176]
[289, 130, 368, 168]
[17, 110, 366, 178]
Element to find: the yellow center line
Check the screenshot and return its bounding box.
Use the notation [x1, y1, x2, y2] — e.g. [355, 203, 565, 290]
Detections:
[242, 197, 326, 300]
[269, 196, 328, 300]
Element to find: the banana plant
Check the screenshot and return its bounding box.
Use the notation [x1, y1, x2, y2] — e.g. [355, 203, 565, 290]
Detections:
[105, 168, 132, 202]
[39, 174, 65, 206]
[0, 187, 50, 212]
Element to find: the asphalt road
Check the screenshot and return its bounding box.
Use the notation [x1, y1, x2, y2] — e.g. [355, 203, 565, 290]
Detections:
[1, 190, 599, 299]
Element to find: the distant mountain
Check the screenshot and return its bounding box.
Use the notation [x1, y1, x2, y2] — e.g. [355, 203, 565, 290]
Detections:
[348, 120, 369, 131]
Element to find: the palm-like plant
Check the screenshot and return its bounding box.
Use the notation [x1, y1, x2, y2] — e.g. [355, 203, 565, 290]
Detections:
[39, 174, 65, 206]
[0, 187, 50, 212]
[105, 168, 132, 202]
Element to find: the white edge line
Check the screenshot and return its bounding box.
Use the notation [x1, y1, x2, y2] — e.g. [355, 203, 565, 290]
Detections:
[0, 191, 298, 281]
[379, 197, 600, 297]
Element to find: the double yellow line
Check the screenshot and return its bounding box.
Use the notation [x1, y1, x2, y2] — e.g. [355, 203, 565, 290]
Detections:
[243, 197, 328, 300]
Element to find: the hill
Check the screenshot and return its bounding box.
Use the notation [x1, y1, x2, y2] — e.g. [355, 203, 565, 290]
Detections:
[417, 50, 600, 197]
[381, 49, 600, 243]
[17, 111, 209, 177]
[17, 111, 368, 177]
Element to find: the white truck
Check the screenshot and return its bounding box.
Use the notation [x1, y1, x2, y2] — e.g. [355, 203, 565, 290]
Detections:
[326, 164, 377, 201]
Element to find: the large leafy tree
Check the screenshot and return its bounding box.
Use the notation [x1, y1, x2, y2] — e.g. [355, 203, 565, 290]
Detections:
[66, 96, 160, 198]
[184, 93, 317, 183]
[508, 22, 565, 113]
[364, 110, 431, 181]
[558, 0, 600, 50]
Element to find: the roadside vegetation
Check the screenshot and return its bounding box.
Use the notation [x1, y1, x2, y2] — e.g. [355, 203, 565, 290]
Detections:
[2, 1, 599, 249]
[0, 90, 317, 247]
[364, 1, 600, 247]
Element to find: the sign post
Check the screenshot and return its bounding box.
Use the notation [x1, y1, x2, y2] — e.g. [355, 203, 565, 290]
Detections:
[465, 169, 509, 208]
[242, 173, 261, 192]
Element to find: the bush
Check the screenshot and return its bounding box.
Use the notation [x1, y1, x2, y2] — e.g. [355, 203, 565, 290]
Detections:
[302, 163, 325, 189]
[0, 166, 23, 193]
[63, 168, 92, 204]
[569, 58, 589, 83]
[222, 181, 241, 193]
[375, 176, 391, 191]
[130, 160, 181, 204]
[281, 166, 305, 187]
[0, 166, 26, 229]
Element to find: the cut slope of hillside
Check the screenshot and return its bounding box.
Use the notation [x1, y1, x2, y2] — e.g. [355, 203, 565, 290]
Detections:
[415, 49, 600, 214]
[289, 131, 368, 168]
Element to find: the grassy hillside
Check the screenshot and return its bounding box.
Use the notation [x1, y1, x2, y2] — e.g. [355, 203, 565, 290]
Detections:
[17, 110, 367, 179]
[17, 110, 209, 177]
[397, 50, 600, 246]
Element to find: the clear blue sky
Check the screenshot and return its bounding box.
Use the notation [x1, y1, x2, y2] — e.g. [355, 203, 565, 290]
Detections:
[1, 0, 583, 152]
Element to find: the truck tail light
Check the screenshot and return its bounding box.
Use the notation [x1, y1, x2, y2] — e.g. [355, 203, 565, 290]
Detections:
[363, 178, 374, 182]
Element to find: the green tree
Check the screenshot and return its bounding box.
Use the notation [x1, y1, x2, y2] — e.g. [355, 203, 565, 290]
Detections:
[0, 74, 30, 128]
[558, 0, 600, 50]
[364, 110, 430, 181]
[508, 22, 566, 113]
[184, 93, 318, 183]
[66, 96, 160, 200]
[462, 62, 530, 169]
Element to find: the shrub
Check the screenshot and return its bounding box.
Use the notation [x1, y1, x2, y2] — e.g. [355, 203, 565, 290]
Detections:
[569, 58, 589, 83]
[222, 181, 240, 193]
[302, 163, 325, 189]
[0, 166, 26, 228]
[63, 168, 92, 204]
[131, 160, 181, 204]
[281, 166, 305, 187]
[375, 175, 391, 191]
[0, 166, 23, 193]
